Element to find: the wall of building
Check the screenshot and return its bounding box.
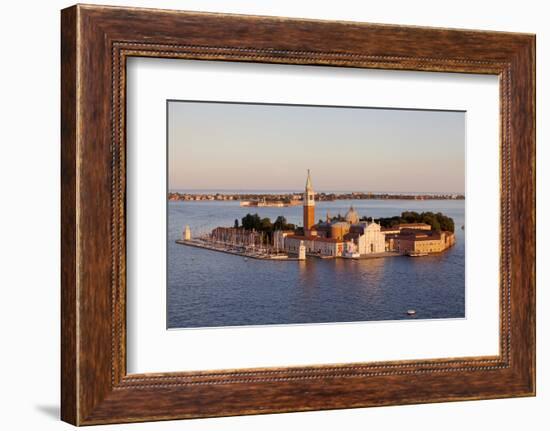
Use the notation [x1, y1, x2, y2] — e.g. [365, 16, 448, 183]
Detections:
[398, 232, 456, 254]
[357, 224, 386, 254]
[285, 236, 342, 257]
[330, 222, 350, 240]
[303, 204, 315, 231]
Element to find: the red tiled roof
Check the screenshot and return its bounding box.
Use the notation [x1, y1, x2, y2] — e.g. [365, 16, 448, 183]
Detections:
[410, 236, 441, 242]
[399, 232, 442, 241]
[381, 224, 431, 232]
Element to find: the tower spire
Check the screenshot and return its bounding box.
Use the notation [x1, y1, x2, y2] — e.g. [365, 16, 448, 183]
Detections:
[305, 168, 313, 190]
[303, 169, 315, 234]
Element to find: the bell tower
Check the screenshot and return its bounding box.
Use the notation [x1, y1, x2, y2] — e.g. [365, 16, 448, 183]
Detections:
[303, 169, 315, 234]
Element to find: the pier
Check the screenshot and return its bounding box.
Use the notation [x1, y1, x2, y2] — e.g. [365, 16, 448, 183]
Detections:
[176, 239, 406, 261]
[175, 239, 302, 261]
[354, 251, 403, 260]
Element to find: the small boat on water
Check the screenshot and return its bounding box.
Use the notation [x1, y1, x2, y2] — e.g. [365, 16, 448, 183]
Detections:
[342, 252, 360, 259]
[407, 310, 416, 316]
[408, 251, 428, 257]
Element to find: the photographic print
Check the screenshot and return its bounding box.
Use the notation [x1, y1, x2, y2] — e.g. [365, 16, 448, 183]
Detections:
[167, 101, 465, 329]
[60, 7, 536, 422]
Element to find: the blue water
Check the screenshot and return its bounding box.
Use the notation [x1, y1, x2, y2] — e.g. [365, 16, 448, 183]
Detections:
[167, 199, 465, 328]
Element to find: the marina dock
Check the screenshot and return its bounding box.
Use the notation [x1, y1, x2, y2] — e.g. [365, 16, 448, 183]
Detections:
[354, 251, 403, 260]
[176, 239, 406, 261]
[176, 239, 302, 261]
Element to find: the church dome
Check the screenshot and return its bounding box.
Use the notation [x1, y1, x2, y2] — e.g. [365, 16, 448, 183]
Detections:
[345, 206, 360, 224]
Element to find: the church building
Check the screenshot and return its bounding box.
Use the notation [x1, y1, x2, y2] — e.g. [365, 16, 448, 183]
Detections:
[280, 170, 386, 258]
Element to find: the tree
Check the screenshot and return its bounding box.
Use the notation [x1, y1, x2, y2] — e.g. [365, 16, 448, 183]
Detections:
[234, 219, 239, 228]
[402, 211, 420, 223]
[436, 212, 455, 232]
[260, 217, 273, 232]
[423, 215, 441, 232]
[241, 213, 262, 231]
[376, 211, 454, 232]
[272, 215, 296, 231]
[273, 215, 288, 231]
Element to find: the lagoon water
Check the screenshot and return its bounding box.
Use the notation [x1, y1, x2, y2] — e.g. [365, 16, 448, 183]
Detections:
[167, 199, 465, 329]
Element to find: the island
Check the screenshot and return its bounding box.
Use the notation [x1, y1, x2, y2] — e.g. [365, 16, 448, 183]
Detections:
[176, 170, 456, 261]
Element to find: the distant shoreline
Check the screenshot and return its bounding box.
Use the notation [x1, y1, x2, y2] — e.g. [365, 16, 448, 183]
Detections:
[168, 191, 465, 202]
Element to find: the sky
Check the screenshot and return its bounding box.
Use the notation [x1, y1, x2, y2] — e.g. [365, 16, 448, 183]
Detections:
[168, 101, 465, 194]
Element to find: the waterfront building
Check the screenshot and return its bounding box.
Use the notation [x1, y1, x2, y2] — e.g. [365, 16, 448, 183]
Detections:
[385, 234, 399, 252]
[273, 229, 295, 252]
[285, 235, 344, 257]
[386, 229, 456, 254]
[385, 226, 456, 255]
[345, 222, 386, 254]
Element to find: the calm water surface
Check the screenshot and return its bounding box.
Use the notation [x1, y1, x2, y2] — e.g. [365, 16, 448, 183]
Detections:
[167, 199, 465, 328]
